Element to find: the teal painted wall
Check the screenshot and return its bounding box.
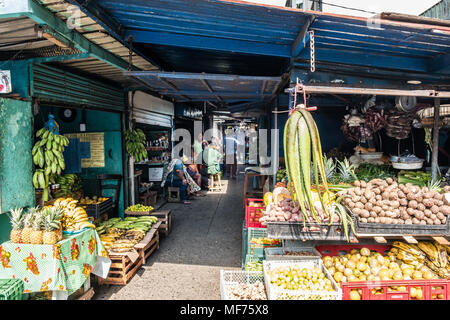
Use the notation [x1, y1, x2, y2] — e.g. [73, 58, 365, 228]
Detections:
[0, 98, 34, 243]
[36, 106, 125, 217]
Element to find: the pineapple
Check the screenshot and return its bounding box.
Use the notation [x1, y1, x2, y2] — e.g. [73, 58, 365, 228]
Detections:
[323, 154, 336, 182]
[30, 212, 44, 245]
[337, 158, 358, 183]
[42, 208, 62, 245]
[7, 208, 24, 243]
[21, 210, 37, 244]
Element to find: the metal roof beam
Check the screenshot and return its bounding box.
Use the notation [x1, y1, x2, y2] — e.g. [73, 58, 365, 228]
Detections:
[291, 17, 314, 57]
[297, 47, 427, 73]
[158, 90, 273, 97]
[124, 29, 291, 57]
[24, 0, 134, 71]
[428, 52, 450, 74]
[124, 71, 281, 82]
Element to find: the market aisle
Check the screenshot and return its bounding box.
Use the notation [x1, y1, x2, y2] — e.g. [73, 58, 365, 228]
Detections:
[94, 175, 245, 300]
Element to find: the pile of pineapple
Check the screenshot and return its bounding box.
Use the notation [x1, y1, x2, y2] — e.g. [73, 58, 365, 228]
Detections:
[8, 207, 64, 245]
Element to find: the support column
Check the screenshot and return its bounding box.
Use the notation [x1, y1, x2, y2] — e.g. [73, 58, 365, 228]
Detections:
[431, 98, 440, 183]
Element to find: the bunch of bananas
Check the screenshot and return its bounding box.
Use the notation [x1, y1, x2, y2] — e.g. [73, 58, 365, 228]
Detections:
[97, 216, 157, 253]
[54, 174, 82, 199]
[51, 197, 96, 231]
[32, 128, 69, 201]
[125, 129, 147, 162]
[393, 241, 450, 279]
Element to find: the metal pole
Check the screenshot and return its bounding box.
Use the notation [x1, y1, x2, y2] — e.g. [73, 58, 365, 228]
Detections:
[431, 97, 440, 183]
[128, 91, 136, 205]
[273, 97, 278, 190]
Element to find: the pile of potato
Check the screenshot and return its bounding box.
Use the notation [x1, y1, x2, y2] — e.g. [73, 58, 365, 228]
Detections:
[341, 179, 450, 225]
[225, 282, 267, 300]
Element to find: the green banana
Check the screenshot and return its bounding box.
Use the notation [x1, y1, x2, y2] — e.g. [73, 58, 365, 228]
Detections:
[42, 130, 50, 139]
[38, 171, 46, 189]
[32, 172, 39, 189]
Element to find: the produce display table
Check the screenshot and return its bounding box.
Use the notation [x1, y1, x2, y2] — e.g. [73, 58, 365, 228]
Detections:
[0, 228, 111, 300]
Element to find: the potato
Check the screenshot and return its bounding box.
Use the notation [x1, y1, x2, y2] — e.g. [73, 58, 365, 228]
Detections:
[360, 217, 368, 223]
[441, 217, 447, 224]
[379, 210, 386, 217]
[360, 181, 367, 188]
[352, 208, 362, 215]
[385, 211, 393, 217]
[407, 193, 416, 201]
[364, 191, 375, 199]
[369, 198, 377, 205]
[405, 219, 412, 225]
[397, 219, 405, 225]
[347, 201, 355, 209]
[401, 213, 409, 220]
[352, 196, 360, 203]
[426, 218, 434, 225]
[386, 177, 394, 185]
[435, 200, 444, 207]
[434, 193, 443, 201]
[385, 217, 393, 224]
[444, 186, 450, 192]
[420, 220, 427, 225]
[441, 206, 450, 215]
[375, 195, 382, 201]
[368, 217, 375, 223]
[373, 188, 381, 195]
[370, 211, 377, 218]
[434, 219, 441, 225]
[423, 199, 434, 208]
[382, 191, 390, 200]
[382, 205, 389, 211]
[408, 200, 418, 209]
[398, 190, 406, 199]
[423, 192, 434, 199]
[354, 187, 362, 196]
[379, 217, 386, 224]
[391, 200, 400, 209]
[436, 212, 445, 221]
[424, 209, 432, 218]
[417, 203, 426, 212]
[374, 217, 380, 223]
[360, 197, 368, 204]
[412, 218, 420, 224]
[361, 209, 370, 218]
[358, 202, 367, 210]
[431, 205, 440, 214]
[354, 180, 361, 187]
[406, 208, 415, 215]
[399, 198, 408, 206]
[414, 211, 425, 220]
[430, 214, 437, 221]
[373, 206, 382, 214]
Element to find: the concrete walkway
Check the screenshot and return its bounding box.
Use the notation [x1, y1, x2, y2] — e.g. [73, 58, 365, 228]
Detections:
[93, 176, 244, 300]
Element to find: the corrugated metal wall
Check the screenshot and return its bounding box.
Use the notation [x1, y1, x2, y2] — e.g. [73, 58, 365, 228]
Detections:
[32, 64, 126, 112]
[421, 0, 450, 20]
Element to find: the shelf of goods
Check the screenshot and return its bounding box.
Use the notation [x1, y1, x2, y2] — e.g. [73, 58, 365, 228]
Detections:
[220, 270, 267, 300]
[79, 197, 113, 219]
[264, 247, 321, 261]
[95, 216, 160, 285]
[263, 259, 342, 300]
[339, 180, 450, 242]
[319, 243, 450, 300]
[125, 208, 172, 237]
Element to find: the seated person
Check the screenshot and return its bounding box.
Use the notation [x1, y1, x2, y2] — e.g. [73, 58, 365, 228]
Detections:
[162, 158, 192, 204]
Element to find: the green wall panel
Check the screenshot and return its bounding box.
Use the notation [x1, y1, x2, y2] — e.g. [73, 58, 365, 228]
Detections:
[0, 98, 34, 243]
[36, 106, 125, 217]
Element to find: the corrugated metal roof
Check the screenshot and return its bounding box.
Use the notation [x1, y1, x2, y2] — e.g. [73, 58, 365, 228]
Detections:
[421, 0, 450, 20]
[71, 0, 450, 79]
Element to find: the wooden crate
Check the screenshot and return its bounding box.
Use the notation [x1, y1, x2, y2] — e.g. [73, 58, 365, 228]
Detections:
[135, 228, 160, 264]
[150, 210, 172, 237]
[96, 252, 143, 286]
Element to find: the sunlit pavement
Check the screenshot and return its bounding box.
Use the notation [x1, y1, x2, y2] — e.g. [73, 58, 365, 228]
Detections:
[93, 175, 245, 300]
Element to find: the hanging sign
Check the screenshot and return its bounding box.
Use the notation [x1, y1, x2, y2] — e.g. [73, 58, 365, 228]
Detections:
[65, 132, 105, 168]
[0, 71, 12, 94]
[176, 105, 203, 119]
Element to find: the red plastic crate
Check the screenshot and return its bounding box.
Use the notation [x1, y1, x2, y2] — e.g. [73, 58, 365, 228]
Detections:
[316, 244, 391, 257]
[245, 198, 266, 229]
[342, 279, 449, 300]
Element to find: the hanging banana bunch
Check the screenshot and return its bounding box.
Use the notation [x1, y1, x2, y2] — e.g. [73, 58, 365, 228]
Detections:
[284, 107, 354, 239]
[125, 129, 147, 163]
[32, 127, 69, 201]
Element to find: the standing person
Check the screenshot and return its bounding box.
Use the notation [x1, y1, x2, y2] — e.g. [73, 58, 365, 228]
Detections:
[193, 132, 203, 164]
[224, 127, 238, 179]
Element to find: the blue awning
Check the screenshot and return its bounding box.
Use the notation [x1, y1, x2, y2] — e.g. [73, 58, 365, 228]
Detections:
[124, 71, 282, 105]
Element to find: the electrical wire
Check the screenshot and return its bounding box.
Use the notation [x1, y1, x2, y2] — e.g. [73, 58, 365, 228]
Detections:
[309, 0, 378, 15]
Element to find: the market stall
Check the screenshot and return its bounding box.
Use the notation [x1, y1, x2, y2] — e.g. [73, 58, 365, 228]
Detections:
[222, 83, 450, 301]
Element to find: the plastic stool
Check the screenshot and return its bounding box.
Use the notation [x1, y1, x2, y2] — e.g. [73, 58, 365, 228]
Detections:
[167, 187, 181, 202]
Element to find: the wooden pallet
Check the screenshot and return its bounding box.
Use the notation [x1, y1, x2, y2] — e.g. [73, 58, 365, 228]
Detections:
[135, 227, 160, 264]
[97, 252, 143, 286]
[150, 211, 172, 237]
[354, 234, 450, 245]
